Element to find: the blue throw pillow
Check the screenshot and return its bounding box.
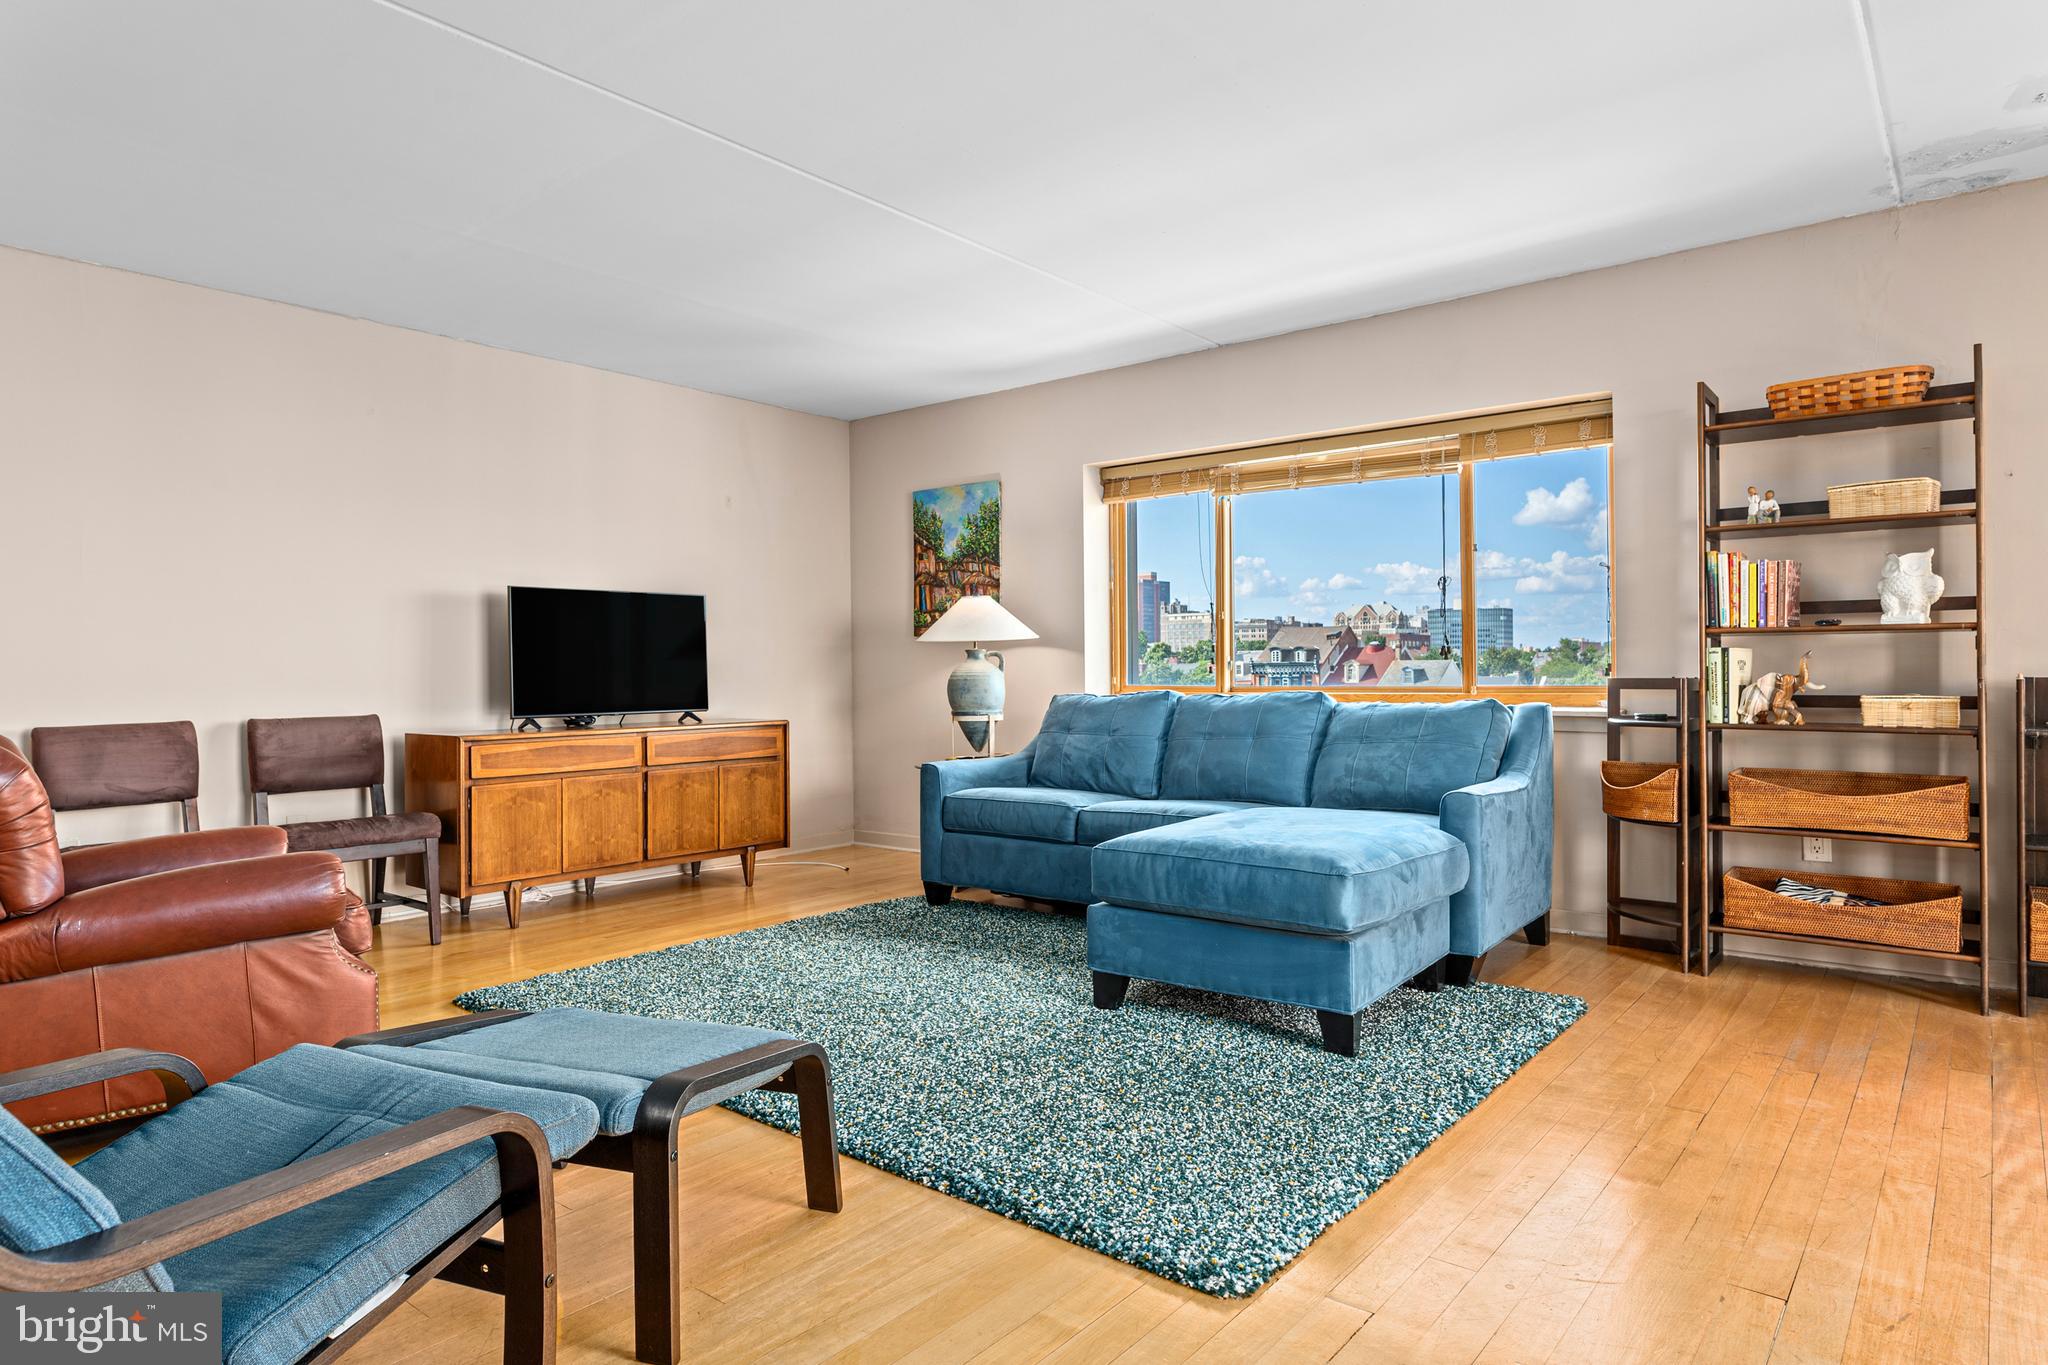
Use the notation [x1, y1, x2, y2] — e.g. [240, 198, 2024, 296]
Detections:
[1158, 692, 1334, 806]
[1310, 699, 1513, 813]
[1028, 692, 1177, 798]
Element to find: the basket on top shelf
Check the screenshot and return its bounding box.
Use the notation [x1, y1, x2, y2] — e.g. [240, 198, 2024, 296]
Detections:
[1766, 364, 1933, 418]
[1727, 767, 1970, 841]
[1828, 477, 1942, 519]
[1600, 760, 1680, 824]
[1722, 867, 1962, 952]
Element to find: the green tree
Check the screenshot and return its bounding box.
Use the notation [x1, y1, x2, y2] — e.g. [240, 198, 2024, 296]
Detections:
[951, 496, 1001, 564]
[913, 500, 945, 551]
[1183, 638, 1215, 667]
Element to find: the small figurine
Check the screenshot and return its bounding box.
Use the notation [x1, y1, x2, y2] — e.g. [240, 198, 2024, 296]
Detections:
[1758, 489, 1781, 523]
[1879, 548, 1944, 624]
[1746, 485, 1762, 523]
[1738, 652, 1825, 726]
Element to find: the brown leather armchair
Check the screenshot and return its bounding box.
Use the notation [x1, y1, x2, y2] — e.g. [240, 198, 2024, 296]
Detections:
[0, 736, 376, 1132]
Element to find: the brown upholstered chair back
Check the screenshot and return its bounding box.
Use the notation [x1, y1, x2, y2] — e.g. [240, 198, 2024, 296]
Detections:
[246, 715, 385, 796]
[0, 737, 64, 917]
[29, 721, 201, 829]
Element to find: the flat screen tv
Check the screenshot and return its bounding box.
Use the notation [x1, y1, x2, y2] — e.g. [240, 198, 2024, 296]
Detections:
[508, 586, 708, 725]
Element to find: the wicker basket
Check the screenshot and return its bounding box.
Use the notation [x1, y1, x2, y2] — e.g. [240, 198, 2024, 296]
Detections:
[1767, 364, 1934, 417]
[1723, 867, 1962, 952]
[1859, 695, 1963, 729]
[1601, 761, 1680, 824]
[1827, 477, 1941, 519]
[1726, 768, 1970, 841]
[2032, 890, 2048, 964]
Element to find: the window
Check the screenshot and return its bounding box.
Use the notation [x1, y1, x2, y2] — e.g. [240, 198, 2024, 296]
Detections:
[1106, 401, 1612, 702]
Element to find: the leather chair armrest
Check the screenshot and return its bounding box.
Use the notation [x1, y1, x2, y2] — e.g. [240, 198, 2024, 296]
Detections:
[0, 852, 359, 983]
[61, 827, 290, 894]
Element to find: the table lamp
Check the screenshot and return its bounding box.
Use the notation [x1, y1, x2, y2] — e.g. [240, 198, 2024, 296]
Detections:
[920, 594, 1037, 754]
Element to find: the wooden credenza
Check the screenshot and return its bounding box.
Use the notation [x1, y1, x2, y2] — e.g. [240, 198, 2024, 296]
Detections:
[404, 720, 789, 925]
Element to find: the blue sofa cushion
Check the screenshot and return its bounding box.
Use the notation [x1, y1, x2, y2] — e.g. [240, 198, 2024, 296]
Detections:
[1075, 797, 1259, 846]
[351, 1008, 794, 1134]
[0, 1106, 172, 1292]
[1091, 807, 1469, 935]
[1310, 698, 1512, 814]
[943, 785, 1113, 843]
[81, 1045, 599, 1365]
[1159, 692, 1334, 805]
[1028, 692, 1177, 798]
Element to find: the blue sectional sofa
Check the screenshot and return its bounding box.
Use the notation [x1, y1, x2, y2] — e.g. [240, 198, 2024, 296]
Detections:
[919, 691, 1553, 1053]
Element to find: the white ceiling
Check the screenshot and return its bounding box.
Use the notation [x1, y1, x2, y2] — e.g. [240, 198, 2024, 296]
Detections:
[3, 2, 2043, 420]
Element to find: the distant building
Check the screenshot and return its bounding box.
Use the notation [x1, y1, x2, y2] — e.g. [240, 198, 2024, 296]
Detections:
[1248, 624, 1359, 687]
[1136, 572, 1169, 643]
[1234, 614, 1311, 646]
[1426, 606, 1513, 654]
[1334, 602, 1410, 640]
[1160, 606, 1213, 650]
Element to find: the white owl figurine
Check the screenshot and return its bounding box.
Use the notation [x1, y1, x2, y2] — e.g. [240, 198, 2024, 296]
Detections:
[1879, 548, 1944, 624]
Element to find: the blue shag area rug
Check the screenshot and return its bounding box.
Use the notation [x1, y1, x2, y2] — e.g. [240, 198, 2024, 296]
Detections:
[455, 897, 1584, 1296]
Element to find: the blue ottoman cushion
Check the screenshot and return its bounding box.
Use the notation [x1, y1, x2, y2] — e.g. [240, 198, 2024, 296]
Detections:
[81, 1045, 598, 1365]
[1090, 807, 1469, 935]
[1074, 797, 1259, 845]
[941, 785, 1114, 843]
[350, 1008, 796, 1133]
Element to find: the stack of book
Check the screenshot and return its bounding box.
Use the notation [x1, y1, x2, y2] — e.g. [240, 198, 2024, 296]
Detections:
[1705, 552, 1801, 628]
[1704, 646, 1755, 724]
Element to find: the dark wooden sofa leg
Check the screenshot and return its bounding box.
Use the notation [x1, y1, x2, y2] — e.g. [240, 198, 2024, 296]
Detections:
[423, 838, 443, 945]
[1317, 1010, 1358, 1057]
[1093, 971, 1130, 1009]
[1409, 958, 1446, 992]
[923, 880, 953, 905]
[789, 1053, 844, 1213]
[1524, 910, 1552, 946]
[1445, 952, 1486, 987]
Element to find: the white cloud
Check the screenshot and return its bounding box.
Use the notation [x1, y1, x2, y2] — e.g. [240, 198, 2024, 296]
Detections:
[1369, 560, 1445, 595]
[1509, 550, 1605, 593]
[1513, 477, 1597, 527]
[1233, 555, 1283, 597]
[1298, 576, 1327, 594]
[1585, 505, 1610, 550]
[1327, 572, 1364, 590]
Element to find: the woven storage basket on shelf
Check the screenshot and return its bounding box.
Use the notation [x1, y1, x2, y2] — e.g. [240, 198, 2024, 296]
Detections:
[1601, 761, 1680, 824]
[1726, 768, 1970, 841]
[1827, 477, 1942, 519]
[1723, 867, 1962, 952]
[1859, 695, 1963, 729]
[2032, 890, 2048, 964]
[1766, 364, 1934, 417]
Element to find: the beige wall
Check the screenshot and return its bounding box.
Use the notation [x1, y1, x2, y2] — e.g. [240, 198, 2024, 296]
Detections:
[1, 244, 856, 885]
[849, 179, 2048, 986]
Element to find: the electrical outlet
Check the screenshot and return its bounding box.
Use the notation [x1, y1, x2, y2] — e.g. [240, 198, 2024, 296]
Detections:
[1802, 836, 1833, 863]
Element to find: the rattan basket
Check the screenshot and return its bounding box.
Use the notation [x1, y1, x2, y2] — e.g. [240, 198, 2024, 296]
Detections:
[2031, 890, 2048, 964]
[1766, 364, 1934, 417]
[1723, 867, 1962, 952]
[1859, 695, 1963, 729]
[1827, 477, 1941, 519]
[1601, 761, 1680, 824]
[1726, 768, 1970, 841]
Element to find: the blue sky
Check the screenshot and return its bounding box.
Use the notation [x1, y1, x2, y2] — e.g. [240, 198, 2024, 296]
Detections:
[914, 479, 999, 555]
[1130, 446, 1610, 648]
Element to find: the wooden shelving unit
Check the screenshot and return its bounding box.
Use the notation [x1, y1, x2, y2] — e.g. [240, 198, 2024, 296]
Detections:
[1605, 677, 1702, 970]
[1695, 346, 1991, 1013]
[2021, 678, 2047, 1013]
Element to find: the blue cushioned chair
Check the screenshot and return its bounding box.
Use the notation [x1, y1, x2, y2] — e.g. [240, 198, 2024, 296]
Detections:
[0, 1044, 590, 1365]
[921, 691, 1554, 1053]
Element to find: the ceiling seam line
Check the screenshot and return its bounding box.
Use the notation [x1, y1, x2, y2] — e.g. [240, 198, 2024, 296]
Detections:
[369, 0, 1224, 350]
[1849, 0, 1904, 206]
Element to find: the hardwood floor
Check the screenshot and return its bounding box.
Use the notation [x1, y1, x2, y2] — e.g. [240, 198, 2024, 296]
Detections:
[351, 846, 2044, 1364]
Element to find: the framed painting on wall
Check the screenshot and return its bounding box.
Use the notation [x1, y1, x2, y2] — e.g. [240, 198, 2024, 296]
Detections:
[913, 479, 1001, 636]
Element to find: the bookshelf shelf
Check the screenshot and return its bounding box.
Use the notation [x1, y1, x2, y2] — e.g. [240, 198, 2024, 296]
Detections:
[1606, 677, 1702, 970]
[1696, 347, 1990, 1012]
[2021, 679, 2047, 1013]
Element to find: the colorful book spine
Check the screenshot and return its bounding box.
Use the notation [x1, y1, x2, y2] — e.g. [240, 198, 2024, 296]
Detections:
[1706, 647, 1725, 723]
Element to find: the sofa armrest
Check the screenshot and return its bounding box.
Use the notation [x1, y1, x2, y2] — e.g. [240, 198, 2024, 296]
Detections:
[0, 852, 360, 983]
[61, 827, 290, 894]
[919, 747, 1035, 882]
[1437, 706, 1554, 958]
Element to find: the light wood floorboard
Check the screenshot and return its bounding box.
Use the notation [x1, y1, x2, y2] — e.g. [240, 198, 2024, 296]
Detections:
[344, 847, 2048, 1363]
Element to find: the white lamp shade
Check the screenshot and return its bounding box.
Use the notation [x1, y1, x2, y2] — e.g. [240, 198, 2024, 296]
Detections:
[921, 594, 1038, 643]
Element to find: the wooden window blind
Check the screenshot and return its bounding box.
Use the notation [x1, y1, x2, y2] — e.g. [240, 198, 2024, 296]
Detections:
[1098, 398, 1612, 503]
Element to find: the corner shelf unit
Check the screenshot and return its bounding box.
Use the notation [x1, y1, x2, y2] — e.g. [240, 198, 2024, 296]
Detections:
[1695, 346, 1990, 1014]
[1605, 677, 1702, 971]
[2021, 678, 2047, 1013]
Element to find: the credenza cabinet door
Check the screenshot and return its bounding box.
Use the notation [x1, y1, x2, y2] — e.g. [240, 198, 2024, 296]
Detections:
[470, 779, 562, 884]
[562, 772, 644, 871]
[647, 767, 719, 859]
[718, 759, 786, 849]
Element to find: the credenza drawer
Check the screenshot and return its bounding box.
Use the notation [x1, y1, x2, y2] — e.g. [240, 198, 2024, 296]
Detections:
[647, 726, 784, 766]
[470, 734, 643, 779]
